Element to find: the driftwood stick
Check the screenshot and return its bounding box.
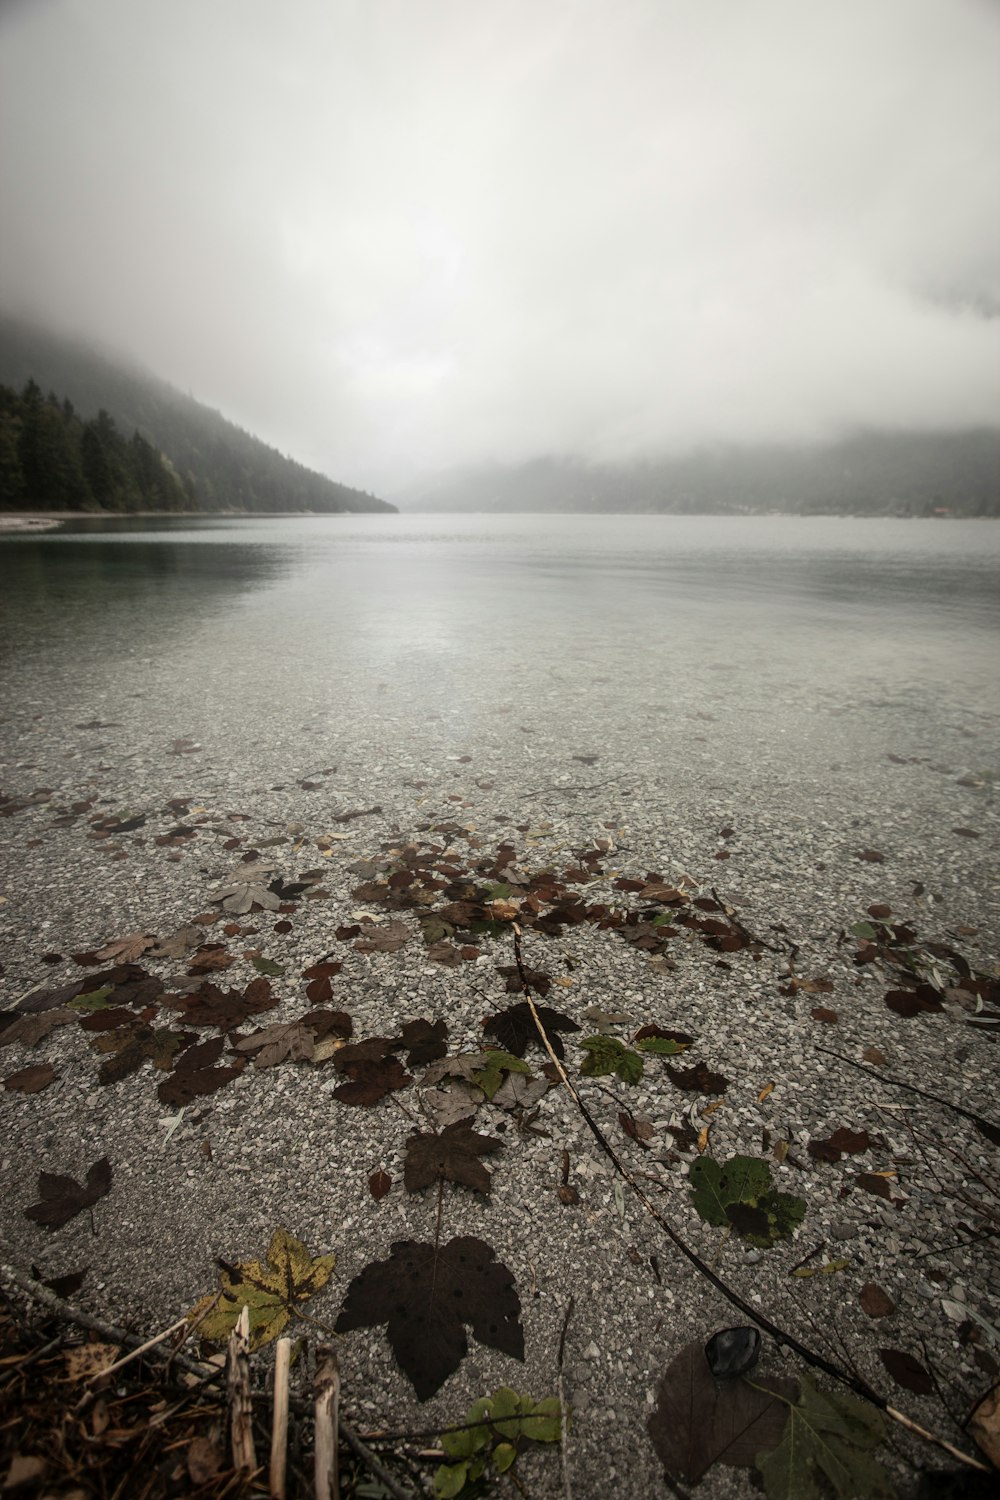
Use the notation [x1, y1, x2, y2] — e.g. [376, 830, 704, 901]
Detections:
[227, 1305, 257, 1473]
[314, 1345, 340, 1500]
[270, 1337, 292, 1500]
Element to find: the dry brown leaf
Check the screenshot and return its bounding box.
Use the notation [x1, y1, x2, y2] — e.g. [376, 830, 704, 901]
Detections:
[63, 1342, 120, 1382]
[93, 933, 155, 964]
[4, 1062, 57, 1093]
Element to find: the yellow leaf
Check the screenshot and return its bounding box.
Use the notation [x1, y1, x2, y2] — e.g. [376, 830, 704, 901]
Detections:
[792, 1258, 850, 1279]
[187, 1228, 335, 1350]
[696, 1123, 712, 1154]
[772, 1140, 789, 1163]
[701, 1100, 724, 1118]
[553, 976, 574, 988]
[757, 1082, 775, 1103]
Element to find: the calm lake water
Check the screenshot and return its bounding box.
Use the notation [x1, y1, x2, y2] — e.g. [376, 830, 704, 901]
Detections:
[2, 513, 998, 797]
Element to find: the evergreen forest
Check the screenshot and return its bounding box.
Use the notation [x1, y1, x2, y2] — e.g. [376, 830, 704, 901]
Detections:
[0, 316, 395, 515]
[0, 381, 192, 513]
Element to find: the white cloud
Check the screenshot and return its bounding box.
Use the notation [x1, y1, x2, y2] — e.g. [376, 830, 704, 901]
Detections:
[1, 0, 998, 493]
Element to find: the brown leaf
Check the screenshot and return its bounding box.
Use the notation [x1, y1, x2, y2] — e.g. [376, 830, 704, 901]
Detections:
[368, 1169, 392, 1201]
[648, 1340, 797, 1483]
[156, 1037, 245, 1106]
[403, 1120, 502, 1196]
[665, 1061, 729, 1095]
[354, 919, 411, 954]
[885, 987, 944, 1018]
[878, 1347, 933, 1395]
[93, 933, 155, 964]
[4, 1063, 57, 1093]
[856, 849, 885, 863]
[24, 1157, 113, 1230]
[332, 1037, 412, 1106]
[187, 1436, 224, 1485]
[0, 1008, 76, 1049]
[859, 1284, 896, 1319]
[968, 1380, 1000, 1470]
[302, 960, 342, 1003]
[862, 1046, 887, 1065]
[810, 1007, 839, 1024]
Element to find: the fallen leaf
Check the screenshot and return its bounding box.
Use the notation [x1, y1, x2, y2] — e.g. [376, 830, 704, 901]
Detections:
[578, 1035, 644, 1085]
[810, 1007, 839, 1024]
[187, 1228, 335, 1349]
[666, 1061, 730, 1095]
[92, 933, 155, 964]
[404, 1120, 503, 1196]
[156, 1037, 245, 1106]
[877, 1347, 933, 1396]
[862, 1047, 887, 1065]
[859, 1285, 896, 1319]
[690, 1155, 806, 1247]
[4, 1062, 57, 1093]
[0, 1008, 76, 1048]
[856, 849, 886, 863]
[335, 1236, 524, 1400]
[968, 1380, 1000, 1470]
[63, 1341, 120, 1382]
[483, 1001, 580, 1059]
[368, 1169, 392, 1201]
[395, 1017, 448, 1067]
[332, 1037, 412, 1106]
[756, 1375, 893, 1500]
[354, 919, 411, 954]
[647, 1340, 797, 1482]
[24, 1157, 112, 1230]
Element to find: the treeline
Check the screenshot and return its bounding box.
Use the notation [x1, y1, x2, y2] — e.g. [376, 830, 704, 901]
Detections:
[409, 429, 1000, 517]
[0, 315, 395, 514]
[0, 380, 191, 512]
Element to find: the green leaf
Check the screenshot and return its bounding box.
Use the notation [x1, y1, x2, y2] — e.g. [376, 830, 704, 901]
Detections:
[635, 1035, 686, 1056]
[526, 1396, 562, 1443]
[579, 1035, 643, 1084]
[485, 882, 514, 900]
[849, 921, 878, 940]
[471, 1050, 531, 1101]
[755, 1376, 894, 1500]
[690, 1155, 806, 1247]
[494, 1443, 517, 1473]
[433, 1461, 469, 1498]
[250, 956, 285, 977]
[68, 987, 114, 1011]
[421, 917, 454, 944]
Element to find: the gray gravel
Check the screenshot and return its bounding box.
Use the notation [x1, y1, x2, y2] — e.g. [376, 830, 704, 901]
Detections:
[1, 630, 998, 1498]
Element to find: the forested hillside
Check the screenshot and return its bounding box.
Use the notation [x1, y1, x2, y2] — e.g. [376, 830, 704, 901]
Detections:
[0, 381, 192, 512]
[0, 316, 394, 514]
[407, 430, 1000, 516]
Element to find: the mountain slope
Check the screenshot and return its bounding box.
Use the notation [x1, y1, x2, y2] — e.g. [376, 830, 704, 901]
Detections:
[0, 315, 394, 514]
[405, 430, 1000, 517]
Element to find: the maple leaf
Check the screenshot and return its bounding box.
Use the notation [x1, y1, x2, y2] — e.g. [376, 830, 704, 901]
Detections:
[332, 1037, 412, 1105]
[92, 932, 156, 964]
[755, 1376, 894, 1500]
[404, 1121, 503, 1196]
[648, 1341, 797, 1482]
[395, 1017, 448, 1067]
[335, 1236, 524, 1400]
[162, 976, 276, 1029]
[187, 1228, 335, 1349]
[233, 1010, 351, 1069]
[157, 1036, 245, 1106]
[211, 863, 281, 914]
[91, 1024, 191, 1084]
[484, 1001, 580, 1059]
[148, 924, 203, 960]
[666, 1060, 730, 1095]
[353, 919, 411, 954]
[24, 1157, 112, 1230]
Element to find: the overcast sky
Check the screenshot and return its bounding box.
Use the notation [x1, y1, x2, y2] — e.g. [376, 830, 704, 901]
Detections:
[1, 0, 998, 496]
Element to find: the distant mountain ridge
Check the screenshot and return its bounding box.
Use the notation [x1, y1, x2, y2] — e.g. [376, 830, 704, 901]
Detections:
[0, 315, 394, 514]
[405, 429, 1000, 516]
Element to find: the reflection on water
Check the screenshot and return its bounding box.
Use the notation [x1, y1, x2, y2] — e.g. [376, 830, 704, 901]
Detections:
[1, 516, 998, 758]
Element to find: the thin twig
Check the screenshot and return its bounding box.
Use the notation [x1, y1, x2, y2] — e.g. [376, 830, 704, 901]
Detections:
[815, 1047, 1000, 1142]
[509, 927, 993, 1475]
